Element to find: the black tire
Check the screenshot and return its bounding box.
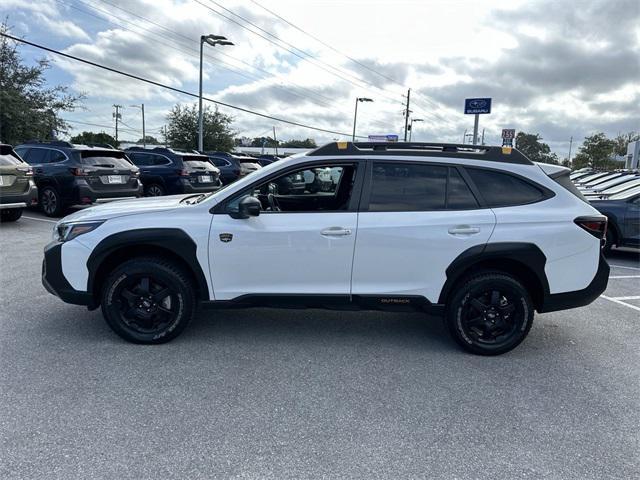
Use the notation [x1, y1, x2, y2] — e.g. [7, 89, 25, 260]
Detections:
[446, 272, 534, 356]
[40, 186, 64, 217]
[145, 183, 165, 197]
[0, 208, 23, 222]
[603, 227, 617, 253]
[100, 257, 196, 344]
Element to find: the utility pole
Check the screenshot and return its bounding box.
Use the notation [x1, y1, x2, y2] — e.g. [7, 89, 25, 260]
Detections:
[462, 129, 467, 143]
[481, 128, 485, 145]
[472, 113, 479, 145]
[568, 136, 573, 164]
[273, 126, 279, 156]
[130, 104, 146, 147]
[112, 105, 122, 143]
[163, 125, 168, 147]
[403, 88, 411, 142]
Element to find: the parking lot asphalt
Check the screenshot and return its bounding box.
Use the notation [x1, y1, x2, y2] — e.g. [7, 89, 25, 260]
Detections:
[1, 210, 639, 480]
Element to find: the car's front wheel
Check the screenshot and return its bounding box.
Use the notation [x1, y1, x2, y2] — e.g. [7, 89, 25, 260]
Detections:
[446, 272, 534, 355]
[100, 257, 196, 344]
[0, 208, 23, 222]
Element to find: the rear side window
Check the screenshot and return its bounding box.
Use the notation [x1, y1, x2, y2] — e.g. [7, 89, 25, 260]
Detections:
[127, 153, 149, 166]
[49, 150, 67, 163]
[152, 155, 171, 166]
[549, 170, 588, 203]
[466, 168, 545, 207]
[26, 148, 51, 164]
[368, 163, 478, 211]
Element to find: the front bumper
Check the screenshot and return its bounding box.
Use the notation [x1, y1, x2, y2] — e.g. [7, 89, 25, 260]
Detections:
[0, 182, 38, 209]
[538, 253, 610, 313]
[42, 241, 94, 306]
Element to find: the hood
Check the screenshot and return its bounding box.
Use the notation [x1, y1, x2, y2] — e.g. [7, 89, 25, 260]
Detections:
[56, 194, 191, 224]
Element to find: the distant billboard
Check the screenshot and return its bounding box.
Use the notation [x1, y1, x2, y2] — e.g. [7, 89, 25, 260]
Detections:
[368, 134, 399, 142]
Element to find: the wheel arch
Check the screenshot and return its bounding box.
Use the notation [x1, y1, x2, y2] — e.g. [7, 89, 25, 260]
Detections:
[438, 242, 550, 311]
[87, 228, 210, 306]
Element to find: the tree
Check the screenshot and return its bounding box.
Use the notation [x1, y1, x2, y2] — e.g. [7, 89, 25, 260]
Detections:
[281, 138, 317, 148]
[70, 131, 118, 147]
[572, 132, 617, 170]
[0, 22, 83, 145]
[250, 136, 278, 148]
[136, 135, 159, 145]
[612, 132, 640, 156]
[166, 103, 234, 151]
[515, 132, 558, 164]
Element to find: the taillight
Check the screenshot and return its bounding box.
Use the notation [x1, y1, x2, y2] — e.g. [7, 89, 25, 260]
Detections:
[575, 216, 607, 240]
[176, 169, 189, 176]
[72, 167, 89, 176]
[16, 166, 33, 176]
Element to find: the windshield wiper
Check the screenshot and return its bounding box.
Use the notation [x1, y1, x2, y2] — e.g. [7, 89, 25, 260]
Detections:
[93, 163, 115, 168]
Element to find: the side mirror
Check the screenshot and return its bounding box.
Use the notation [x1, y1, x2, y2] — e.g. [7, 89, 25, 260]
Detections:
[229, 195, 261, 219]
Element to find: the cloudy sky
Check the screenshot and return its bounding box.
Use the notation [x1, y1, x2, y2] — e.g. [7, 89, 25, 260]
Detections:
[4, 0, 639, 156]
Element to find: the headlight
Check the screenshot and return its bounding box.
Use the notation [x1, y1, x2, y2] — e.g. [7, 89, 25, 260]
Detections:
[54, 221, 105, 242]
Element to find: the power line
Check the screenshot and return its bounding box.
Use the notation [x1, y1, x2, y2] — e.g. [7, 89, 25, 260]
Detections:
[84, 0, 342, 110]
[1, 33, 369, 138]
[194, 0, 403, 104]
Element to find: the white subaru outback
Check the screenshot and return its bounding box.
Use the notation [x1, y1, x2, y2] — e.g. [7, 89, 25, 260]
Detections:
[42, 142, 609, 355]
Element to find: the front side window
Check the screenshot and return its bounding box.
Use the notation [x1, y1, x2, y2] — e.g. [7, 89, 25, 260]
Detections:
[466, 167, 545, 207]
[228, 164, 355, 213]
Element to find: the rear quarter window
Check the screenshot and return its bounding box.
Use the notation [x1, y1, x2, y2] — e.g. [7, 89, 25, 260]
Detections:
[466, 168, 546, 207]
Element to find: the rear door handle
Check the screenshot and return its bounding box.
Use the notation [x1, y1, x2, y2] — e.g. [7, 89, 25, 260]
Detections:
[448, 225, 480, 235]
[321, 227, 352, 237]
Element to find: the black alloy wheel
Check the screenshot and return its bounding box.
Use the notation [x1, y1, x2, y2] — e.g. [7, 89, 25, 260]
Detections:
[446, 273, 534, 355]
[101, 257, 195, 344]
[145, 184, 165, 197]
[40, 187, 63, 217]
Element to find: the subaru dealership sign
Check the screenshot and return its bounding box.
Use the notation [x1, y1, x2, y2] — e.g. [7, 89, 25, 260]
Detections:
[464, 98, 492, 114]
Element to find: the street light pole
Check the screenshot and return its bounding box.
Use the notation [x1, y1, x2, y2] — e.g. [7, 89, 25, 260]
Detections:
[352, 97, 373, 141]
[408, 118, 423, 142]
[198, 34, 234, 152]
[130, 104, 146, 147]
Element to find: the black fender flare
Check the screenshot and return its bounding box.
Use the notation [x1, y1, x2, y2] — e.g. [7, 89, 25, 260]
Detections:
[86, 228, 209, 300]
[437, 242, 550, 305]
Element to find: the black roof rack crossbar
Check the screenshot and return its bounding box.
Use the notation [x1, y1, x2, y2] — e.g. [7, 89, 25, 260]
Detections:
[308, 141, 532, 165]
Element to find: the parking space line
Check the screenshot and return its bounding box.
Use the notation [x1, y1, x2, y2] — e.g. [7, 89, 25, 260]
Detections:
[600, 295, 640, 312]
[22, 216, 57, 224]
[608, 296, 640, 301]
[609, 275, 640, 279]
[609, 264, 640, 271]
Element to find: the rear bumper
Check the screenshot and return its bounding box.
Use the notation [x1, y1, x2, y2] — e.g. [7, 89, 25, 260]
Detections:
[538, 254, 610, 313]
[42, 241, 93, 306]
[179, 178, 222, 193]
[0, 182, 38, 208]
[74, 179, 143, 204]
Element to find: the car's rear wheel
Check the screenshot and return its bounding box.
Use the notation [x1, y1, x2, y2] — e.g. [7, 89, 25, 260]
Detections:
[40, 186, 64, 217]
[145, 184, 165, 197]
[100, 257, 196, 344]
[446, 272, 534, 355]
[0, 208, 23, 222]
[603, 226, 617, 253]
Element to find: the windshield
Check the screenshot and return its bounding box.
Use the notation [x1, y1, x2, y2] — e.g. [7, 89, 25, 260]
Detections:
[0, 153, 22, 166]
[608, 185, 640, 200]
[183, 159, 216, 171]
[81, 152, 135, 169]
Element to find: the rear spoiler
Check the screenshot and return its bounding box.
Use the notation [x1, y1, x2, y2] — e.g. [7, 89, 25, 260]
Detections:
[535, 162, 570, 178]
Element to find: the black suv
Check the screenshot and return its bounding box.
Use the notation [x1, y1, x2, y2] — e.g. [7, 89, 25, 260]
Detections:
[204, 151, 261, 184]
[125, 147, 222, 196]
[14, 141, 142, 217]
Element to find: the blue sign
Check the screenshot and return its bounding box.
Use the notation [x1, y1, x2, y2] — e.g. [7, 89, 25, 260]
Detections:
[464, 98, 492, 115]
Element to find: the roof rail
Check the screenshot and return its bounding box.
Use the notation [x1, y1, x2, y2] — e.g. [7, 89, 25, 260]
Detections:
[308, 141, 532, 165]
[23, 140, 74, 148]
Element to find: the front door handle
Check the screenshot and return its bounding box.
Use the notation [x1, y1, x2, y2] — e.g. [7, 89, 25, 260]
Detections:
[448, 225, 480, 235]
[321, 227, 352, 237]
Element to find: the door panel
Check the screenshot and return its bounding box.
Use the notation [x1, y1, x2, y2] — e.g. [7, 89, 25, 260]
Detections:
[624, 197, 640, 246]
[210, 212, 358, 300]
[352, 210, 495, 302]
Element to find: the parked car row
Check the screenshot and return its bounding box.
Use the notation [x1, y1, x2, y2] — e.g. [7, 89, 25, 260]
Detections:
[0, 141, 288, 220]
[571, 168, 640, 251]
